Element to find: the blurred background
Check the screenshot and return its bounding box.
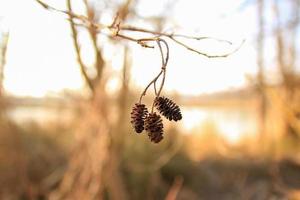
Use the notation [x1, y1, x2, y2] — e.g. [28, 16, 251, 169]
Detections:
[0, 0, 300, 199]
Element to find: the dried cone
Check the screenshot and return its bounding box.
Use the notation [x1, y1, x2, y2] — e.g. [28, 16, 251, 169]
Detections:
[130, 103, 148, 133]
[145, 112, 164, 143]
[154, 96, 182, 121]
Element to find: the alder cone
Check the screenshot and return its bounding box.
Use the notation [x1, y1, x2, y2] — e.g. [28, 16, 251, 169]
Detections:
[145, 113, 164, 143]
[130, 103, 148, 133]
[154, 96, 182, 121]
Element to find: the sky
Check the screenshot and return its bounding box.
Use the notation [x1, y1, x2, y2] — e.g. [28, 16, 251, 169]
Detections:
[0, 0, 267, 97]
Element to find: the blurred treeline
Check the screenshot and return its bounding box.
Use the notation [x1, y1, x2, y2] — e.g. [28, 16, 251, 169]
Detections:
[1, 0, 300, 200]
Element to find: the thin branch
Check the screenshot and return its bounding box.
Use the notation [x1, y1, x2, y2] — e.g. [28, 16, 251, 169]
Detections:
[150, 40, 167, 113]
[35, 0, 242, 59]
[116, 33, 154, 48]
[82, 0, 105, 86]
[119, 25, 233, 44]
[170, 37, 245, 58]
[138, 38, 169, 105]
[120, 25, 241, 58]
[139, 70, 163, 104]
[170, 34, 233, 45]
[66, 0, 94, 93]
[153, 81, 158, 96]
[156, 39, 168, 97]
[159, 39, 169, 66]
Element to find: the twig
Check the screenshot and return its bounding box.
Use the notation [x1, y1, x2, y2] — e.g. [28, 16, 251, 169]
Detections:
[35, 0, 242, 58]
[119, 25, 233, 44]
[156, 39, 167, 97]
[150, 40, 166, 112]
[170, 37, 245, 58]
[153, 80, 158, 96]
[139, 70, 163, 104]
[138, 38, 169, 105]
[116, 33, 154, 48]
[170, 34, 233, 45]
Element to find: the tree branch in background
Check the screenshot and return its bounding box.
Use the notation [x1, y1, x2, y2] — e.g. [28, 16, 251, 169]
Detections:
[273, 0, 288, 88]
[256, 0, 267, 139]
[0, 32, 9, 95]
[273, 0, 300, 140]
[82, 0, 105, 86]
[66, 0, 94, 93]
[286, 0, 299, 91]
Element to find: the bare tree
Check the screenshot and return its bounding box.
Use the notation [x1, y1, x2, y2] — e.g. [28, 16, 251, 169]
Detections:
[256, 0, 267, 139]
[48, 1, 133, 199]
[273, 0, 300, 139]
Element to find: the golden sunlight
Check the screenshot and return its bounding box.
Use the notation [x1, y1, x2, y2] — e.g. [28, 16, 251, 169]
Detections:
[1, 0, 257, 97]
[1, 0, 299, 199]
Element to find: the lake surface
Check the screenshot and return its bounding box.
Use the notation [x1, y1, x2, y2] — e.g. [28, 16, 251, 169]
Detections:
[6, 104, 259, 143]
[180, 106, 258, 143]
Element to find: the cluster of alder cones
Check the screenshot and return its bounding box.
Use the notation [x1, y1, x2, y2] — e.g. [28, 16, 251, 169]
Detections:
[130, 96, 182, 143]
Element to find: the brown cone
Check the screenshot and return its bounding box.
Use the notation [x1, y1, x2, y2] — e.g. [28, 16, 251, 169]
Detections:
[154, 96, 182, 121]
[145, 112, 164, 143]
[130, 103, 148, 133]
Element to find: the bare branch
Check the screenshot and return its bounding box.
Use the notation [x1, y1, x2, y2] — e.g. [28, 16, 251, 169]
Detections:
[138, 38, 169, 105]
[170, 34, 233, 45]
[66, 0, 94, 93]
[156, 39, 168, 97]
[35, 0, 242, 59]
[116, 33, 154, 48]
[170, 37, 245, 58]
[82, 0, 105, 86]
[35, 0, 51, 10]
[36, 0, 104, 30]
[119, 25, 233, 44]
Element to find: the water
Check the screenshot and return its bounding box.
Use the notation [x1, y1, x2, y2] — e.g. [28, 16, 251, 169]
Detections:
[6, 104, 258, 143]
[180, 106, 258, 143]
[6, 105, 74, 125]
